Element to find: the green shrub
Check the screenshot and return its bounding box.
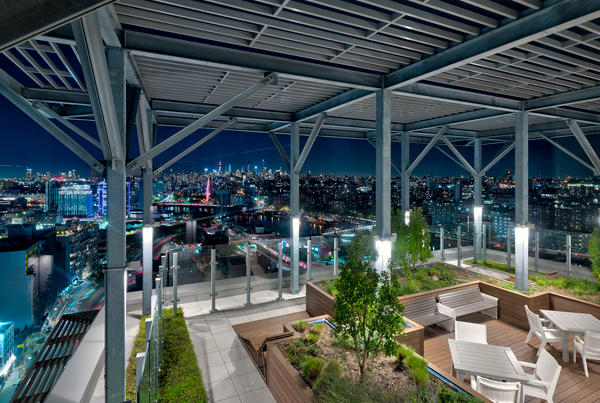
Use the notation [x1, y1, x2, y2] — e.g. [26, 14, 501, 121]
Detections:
[323, 278, 339, 296]
[313, 359, 341, 392]
[307, 332, 320, 343]
[416, 270, 429, 281]
[438, 386, 484, 402]
[396, 343, 415, 363]
[282, 338, 321, 367]
[301, 356, 326, 382]
[409, 365, 430, 387]
[331, 331, 354, 350]
[429, 269, 441, 277]
[310, 323, 323, 334]
[294, 320, 308, 332]
[125, 314, 149, 402]
[400, 280, 422, 295]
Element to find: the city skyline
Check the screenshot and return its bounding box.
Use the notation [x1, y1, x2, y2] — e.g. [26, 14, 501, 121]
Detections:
[2, 95, 600, 179]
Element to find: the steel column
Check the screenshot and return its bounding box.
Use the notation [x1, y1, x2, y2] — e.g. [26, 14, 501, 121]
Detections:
[535, 230, 540, 273]
[210, 249, 218, 313]
[172, 252, 178, 315]
[401, 132, 410, 213]
[376, 89, 392, 238]
[474, 138, 482, 206]
[277, 242, 284, 302]
[507, 228, 512, 272]
[290, 123, 300, 294]
[307, 240, 312, 281]
[245, 244, 252, 307]
[104, 47, 127, 403]
[515, 108, 529, 290]
[142, 166, 153, 316]
[333, 237, 339, 277]
[457, 225, 462, 267]
[440, 226, 445, 263]
[482, 225, 487, 264]
[566, 235, 572, 276]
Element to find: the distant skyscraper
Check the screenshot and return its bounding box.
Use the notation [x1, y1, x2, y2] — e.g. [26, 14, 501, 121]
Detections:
[0, 321, 15, 373]
[26, 168, 32, 180]
[228, 164, 231, 172]
[219, 161, 222, 173]
[97, 181, 131, 216]
[426, 174, 437, 189]
[46, 180, 93, 217]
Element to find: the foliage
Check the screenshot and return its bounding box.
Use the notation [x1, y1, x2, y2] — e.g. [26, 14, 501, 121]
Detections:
[465, 259, 515, 273]
[332, 231, 405, 380]
[310, 323, 323, 334]
[282, 337, 321, 367]
[396, 343, 416, 363]
[301, 356, 327, 383]
[159, 308, 207, 403]
[331, 331, 355, 351]
[392, 207, 434, 278]
[307, 332, 320, 343]
[294, 320, 308, 332]
[438, 387, 483, 403]
[322, 278, 339, 296]
[397, 264, 461, 296]
[588, 227, 600, 282]
[126, 314, 150, 402]
[416, 270, 429, 281]
[404, 355, 430, 387]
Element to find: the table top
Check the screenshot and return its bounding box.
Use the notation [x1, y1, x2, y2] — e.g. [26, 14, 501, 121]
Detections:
[540, 310, 600, 334]
[448, 339, 529, 382]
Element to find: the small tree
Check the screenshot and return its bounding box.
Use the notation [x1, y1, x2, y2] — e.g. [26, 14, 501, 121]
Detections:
[588, 227, 600, 282]
[392, 207, 433, 278]
[332, 231, 405, 380]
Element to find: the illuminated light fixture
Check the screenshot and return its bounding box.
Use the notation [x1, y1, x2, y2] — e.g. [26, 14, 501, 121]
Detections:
[404, 210, 411, 226]
[375, 238, 392, 274]
[474, 206, 482, 228]
[292, 217, 300, 241]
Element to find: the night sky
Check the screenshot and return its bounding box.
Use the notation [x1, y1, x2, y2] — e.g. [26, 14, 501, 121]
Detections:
[0, 93, 598, 179]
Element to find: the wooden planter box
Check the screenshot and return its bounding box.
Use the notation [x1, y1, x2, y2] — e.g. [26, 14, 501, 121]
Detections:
[306, 279, 335, 318]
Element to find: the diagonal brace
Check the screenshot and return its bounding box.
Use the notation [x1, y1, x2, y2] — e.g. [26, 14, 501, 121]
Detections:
[0, 81, 105, 173]
[434, 145, 468, 171]
[368, 138, 401, 174]
[407, 125, 448, 174]
[539, 133, 597, 173]
[294, 112, 326, 173]
[154, 118, 237, 175]
[128, 73, 277, 171]
[566, 119, 600, 173]
[481, 142, 515, 174]
[441, 136, 478, 176]
[34, 102, 102, 149]
[269, 132, 291, 171]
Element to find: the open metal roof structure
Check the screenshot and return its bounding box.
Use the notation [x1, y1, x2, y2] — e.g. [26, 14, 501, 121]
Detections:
[2, 0, 600, 154]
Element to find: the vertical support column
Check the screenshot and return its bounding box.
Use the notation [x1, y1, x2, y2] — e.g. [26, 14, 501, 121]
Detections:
[514, 107, 529, 290]
[277, 242, 284, 302]
[142, 131, 154, 316]
[474, 207, 482, 262]
[507, 229, 512, 271]
[474, 138, 482, 206]
[307, 239, 312, 281]
[482, 225, 487, 264]
[457, 225, 462, 267]
[535, 229, 540, 273]
[104, 48, 127, 403]
[172, 252, 178, 315]
[439, 226, 445, 262]
[474, 138, 482, 263]
[290, 123, 300, 294]
[210, 249, 218, 313]
[401, 131, 410, 213]
[376, 89, 391, 238]
[566, 234, 572, 276]
[333, 237, 339, 277]
[245, 243, 252, 306]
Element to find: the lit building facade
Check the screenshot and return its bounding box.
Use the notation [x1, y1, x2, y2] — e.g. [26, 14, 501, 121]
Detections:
[97, 181, 131, 216]
[0, 321, 15, 378]
[46, 180, 93, 217]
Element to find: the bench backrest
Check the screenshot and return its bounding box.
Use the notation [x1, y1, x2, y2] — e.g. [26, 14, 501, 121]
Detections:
[438, 287, 483, 309]
[403, 297, 438, 319]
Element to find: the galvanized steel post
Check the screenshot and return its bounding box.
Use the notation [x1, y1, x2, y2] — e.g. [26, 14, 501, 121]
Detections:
[172, 252, 178, 316]
[440, 226, 445, 262]
[457, 225, 462, 267]
[245, 243, 252, 307]
[333, 237, 339, 277]
[210, 248, 218, 313]
[535, 230, 540, 273]
[307, 239, 312, 281]
[566, 234, 572, 276]
[277, 242, 284, 302]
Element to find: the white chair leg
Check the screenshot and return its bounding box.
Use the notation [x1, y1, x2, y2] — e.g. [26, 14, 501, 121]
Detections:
[573, 347, 576, 363]
[537, 340, 547, 356]
[583, 357, 589, 377]
[525, 330, 533, 344]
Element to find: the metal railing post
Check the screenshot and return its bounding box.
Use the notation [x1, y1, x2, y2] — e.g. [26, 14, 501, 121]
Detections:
[482, 225, 487, 264]
[457, 225, 462, 267]
[172, 252, 178, 316]
[245, 243, 252, 307]
[507, 229, 512, 271]
[277, 242, 284, 302]
[307, 239, 312, 281]
[440, 225, 445, 262]
[535, 230, 540, 273]
[333, 237, 339, 277]
[566, 234, 572, 276]
[210, 248, 218, 313]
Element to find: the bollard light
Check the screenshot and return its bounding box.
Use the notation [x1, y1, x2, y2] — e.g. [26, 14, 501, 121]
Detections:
[293, 217, 300, 239]
[404, 210, 411, 226]
[376, 239, 392, 274]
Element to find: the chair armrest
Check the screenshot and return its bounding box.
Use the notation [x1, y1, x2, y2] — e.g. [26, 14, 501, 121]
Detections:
[437, 303, 456, 318]
[575, 335, 585, 344]
[481, 293, 498, 306]
[526, 379, 552, 389]
[518, 361, 537, 368]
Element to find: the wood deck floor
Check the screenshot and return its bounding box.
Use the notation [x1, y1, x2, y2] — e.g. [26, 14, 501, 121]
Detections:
[423, 313, 600, 403]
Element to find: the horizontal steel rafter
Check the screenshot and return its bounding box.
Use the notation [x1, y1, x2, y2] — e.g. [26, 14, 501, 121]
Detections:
[526, 85, 600, 111]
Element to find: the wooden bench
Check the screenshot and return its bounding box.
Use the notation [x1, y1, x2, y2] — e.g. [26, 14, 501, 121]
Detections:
[403, 297, 453, 332]
[438, 288, 498, 331]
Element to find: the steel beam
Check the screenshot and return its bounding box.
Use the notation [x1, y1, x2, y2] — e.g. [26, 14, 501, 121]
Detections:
[34, 102, 102, 149]
[268, 132, 291, 171]
[294, 112, 326, 173]
[566, 119, 600, 173]
[0, 81, 105, 173]
[376, 89, 392, 239]
[154, 118, 238, 174]
[385, 0, 600, 89]
[0, 0, 117, 53]
[441, 137, 478, 176]
[538, 133, 597, 173]
[125, 86, 142, 158]
[128, 73, 277, 171]
[405, 110, 508, 132]
[481, 143, 515, 174]
[407, 126, 448, 174]
[526, 85, 600, 111]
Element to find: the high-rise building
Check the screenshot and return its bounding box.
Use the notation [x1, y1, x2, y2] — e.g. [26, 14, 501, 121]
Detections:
[0, 321, 15, 376]
[46, 180, 93, 217]
[426, 174, 437, 190]
[48, 220, 99, 278]
[26, 168, 32, 181]
[97, 181, 131, 216]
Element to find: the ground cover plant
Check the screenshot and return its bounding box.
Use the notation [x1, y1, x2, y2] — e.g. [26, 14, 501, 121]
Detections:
[126, 314, 149, 402]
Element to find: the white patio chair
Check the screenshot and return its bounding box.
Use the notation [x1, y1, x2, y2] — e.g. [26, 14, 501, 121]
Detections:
[524, 305, 562, 355]
[574, 330, 600, 377]
[455, 321, 487, 344]
[470, 376, 523, 403]
[518, 349, 561, 403]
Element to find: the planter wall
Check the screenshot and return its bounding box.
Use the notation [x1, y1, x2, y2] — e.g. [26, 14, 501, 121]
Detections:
[267, 337, 316, 403]
[306, 280, 335, 318]
[398, 317, 425, 356]
[550, 293, 600, 320]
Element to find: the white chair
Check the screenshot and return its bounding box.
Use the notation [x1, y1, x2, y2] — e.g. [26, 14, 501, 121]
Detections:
[470, 376, 522, 403]
[524, 305, 562, 355]
[518, 349, 561, 403]
[574, 331, 600, 377]
[455, 321, 487, 344]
